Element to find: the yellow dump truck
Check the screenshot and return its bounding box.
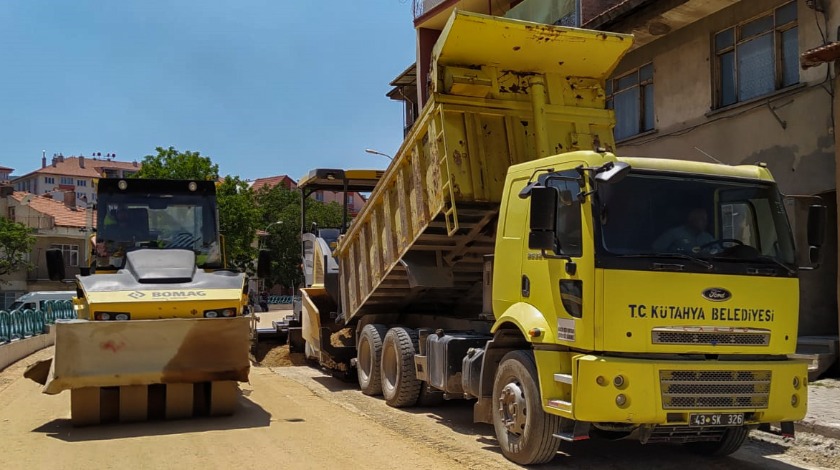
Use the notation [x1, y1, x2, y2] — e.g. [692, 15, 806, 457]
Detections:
[26, 178, 251, 426]
[298, 11, 822, 465]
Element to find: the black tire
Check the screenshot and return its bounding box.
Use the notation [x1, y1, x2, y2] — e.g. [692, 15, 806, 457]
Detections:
[492, 350, 562, 465]
[684, 426, 749, 456]
[417, 382, 445, 407]
[357, 324, 387, 396]
[381, 327, 421, 407]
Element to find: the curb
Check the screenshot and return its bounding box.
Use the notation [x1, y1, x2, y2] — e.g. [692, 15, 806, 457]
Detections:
[795, 419, 840, 440]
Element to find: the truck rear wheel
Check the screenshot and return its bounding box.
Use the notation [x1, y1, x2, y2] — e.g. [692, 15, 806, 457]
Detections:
[357, 324, 387, 395]
[492, 350, 562, 465]
[684, 426, 749, 456]
[381, 327, 421, 407]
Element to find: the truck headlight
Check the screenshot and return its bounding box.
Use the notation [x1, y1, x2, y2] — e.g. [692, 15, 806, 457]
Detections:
[204, 310, 219, 318]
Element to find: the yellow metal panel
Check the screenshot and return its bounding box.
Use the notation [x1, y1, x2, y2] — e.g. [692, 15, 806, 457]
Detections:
[432, 11, 631, 78]
[570, 355, 808, 424]
[43, 317, 250, 394]
[300, 287, 324, 353]
[599, 269, 799, 355]
[333, 12, 631, 320]
[86, 288, 243, 304]
[491, 302, 553, 342]
[619, 157, 774, 181]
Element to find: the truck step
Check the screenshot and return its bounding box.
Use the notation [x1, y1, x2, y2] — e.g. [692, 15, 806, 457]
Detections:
[70, 381, 240, 426]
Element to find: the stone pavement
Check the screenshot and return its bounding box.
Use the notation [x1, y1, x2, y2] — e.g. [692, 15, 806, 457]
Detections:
[798, 377, 840, 439]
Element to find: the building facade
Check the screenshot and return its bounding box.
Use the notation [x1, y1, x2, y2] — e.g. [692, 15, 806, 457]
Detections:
[0, 186, 94, 304]
[586, 0, 838, 340]
[12, 153, 140, 206]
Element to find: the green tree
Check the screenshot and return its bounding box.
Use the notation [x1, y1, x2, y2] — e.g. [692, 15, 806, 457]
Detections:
[0, 218, 36, 279]
[132, 146, 259, 272]
[254, 184, 344, 292]
[133, 146, 219, 180]
[217, 176, 260, 271]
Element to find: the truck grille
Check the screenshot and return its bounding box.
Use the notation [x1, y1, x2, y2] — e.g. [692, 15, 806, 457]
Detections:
[652, 327, 769, 346]
[660, 370, 771, 409]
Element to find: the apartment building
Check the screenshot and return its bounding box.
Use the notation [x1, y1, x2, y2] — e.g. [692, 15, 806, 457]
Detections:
[12, 153, 141, 206]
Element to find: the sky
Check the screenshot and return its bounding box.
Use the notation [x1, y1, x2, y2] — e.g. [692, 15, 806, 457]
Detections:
[0, 1, 417, 181]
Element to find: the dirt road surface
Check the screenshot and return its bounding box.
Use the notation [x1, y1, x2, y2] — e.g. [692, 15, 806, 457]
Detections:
[2, 346, 839, 469]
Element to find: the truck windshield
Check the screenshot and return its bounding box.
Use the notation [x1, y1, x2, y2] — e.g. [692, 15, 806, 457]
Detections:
[95, 192, 222, 269]
[595, 172, 796, 271]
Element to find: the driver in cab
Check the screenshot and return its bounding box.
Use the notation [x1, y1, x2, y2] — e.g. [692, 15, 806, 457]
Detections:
[652, 208, 714, 254]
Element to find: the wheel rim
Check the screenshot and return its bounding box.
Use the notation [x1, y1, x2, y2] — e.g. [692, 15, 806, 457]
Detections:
[358, 337, 372, 382]
[382, 342, 398, 392]
[498, 381, 527, 436]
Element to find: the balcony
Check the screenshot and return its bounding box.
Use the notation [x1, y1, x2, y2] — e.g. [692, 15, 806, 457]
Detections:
[413, 0, 514, 29]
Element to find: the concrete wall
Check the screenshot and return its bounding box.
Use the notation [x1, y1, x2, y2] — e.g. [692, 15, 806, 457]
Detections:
[0, 326, 54, 371]
[611, 0, 838, 337]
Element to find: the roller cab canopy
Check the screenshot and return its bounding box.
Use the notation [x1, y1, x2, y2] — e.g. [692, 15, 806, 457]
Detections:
[298, 169, 384, 194]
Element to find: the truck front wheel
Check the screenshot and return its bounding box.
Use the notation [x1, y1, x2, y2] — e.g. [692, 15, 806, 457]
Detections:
[492, 350, 562, 465]
[357, 324, 387, 395]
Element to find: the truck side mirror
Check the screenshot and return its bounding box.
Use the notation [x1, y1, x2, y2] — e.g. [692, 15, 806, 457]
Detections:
[528, 186, 558, 251]
[257, 249, 272, 278]
[807, 204, 827, 265]
[807, 204, 826, 248]
[46, 249, 66, 281]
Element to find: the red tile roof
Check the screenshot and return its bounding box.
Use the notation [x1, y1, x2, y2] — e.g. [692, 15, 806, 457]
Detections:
[16, 156, 140, 179]
[251, 175, 297, 190]
[11, 191, 95, 228]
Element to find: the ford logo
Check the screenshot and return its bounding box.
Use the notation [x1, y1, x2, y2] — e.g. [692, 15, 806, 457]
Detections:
[702, 288, 732, 302]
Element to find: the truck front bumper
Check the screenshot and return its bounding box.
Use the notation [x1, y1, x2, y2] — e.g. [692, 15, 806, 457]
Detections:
[546, 354, 808, 426]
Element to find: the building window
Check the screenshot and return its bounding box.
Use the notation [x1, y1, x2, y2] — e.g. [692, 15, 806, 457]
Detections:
[50, 244, 79, 267]
[60, 176, 74, 185]
[346, 194, 354, 205]
[714, 2, 798, 108]
[606, 63, 654, 141]
[77, 180, 87, 187]
[314, 192, 324, 202]
[45, 176, 55, 184]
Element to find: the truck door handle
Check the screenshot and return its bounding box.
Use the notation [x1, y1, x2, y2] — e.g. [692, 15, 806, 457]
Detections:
[521, 275, 530, 297]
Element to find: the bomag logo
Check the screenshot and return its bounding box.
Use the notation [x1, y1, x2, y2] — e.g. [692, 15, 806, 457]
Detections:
[132, 291, 208, 298]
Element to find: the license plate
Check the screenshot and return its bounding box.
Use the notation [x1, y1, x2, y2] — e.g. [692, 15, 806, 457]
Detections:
[689, 413, 744, 427]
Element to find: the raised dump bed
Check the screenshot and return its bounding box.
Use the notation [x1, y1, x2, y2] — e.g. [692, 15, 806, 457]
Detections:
[333, 11, 631, 322]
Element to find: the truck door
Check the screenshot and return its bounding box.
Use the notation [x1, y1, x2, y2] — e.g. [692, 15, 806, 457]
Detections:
[523, 166, 596, 350]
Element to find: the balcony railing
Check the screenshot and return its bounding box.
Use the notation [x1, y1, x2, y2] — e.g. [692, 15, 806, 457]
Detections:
[413, 0, 448, 20]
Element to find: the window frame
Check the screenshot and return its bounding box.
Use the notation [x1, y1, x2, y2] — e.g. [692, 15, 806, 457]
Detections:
[606, 62, 655, 141]
[712, 1, 798, 109]
[50, 243, 80, 267]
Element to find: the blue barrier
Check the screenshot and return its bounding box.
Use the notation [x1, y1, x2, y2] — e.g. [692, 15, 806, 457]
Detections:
[44, 299, 75, 323]
[0, 299, 76, 344]
[268, 295, 299, 305]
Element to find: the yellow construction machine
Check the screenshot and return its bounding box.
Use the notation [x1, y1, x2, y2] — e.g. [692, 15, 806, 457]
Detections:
[26, 178, 252, 425]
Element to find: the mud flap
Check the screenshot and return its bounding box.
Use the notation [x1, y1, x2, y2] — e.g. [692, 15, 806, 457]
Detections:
[36, 317, 250, 394]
